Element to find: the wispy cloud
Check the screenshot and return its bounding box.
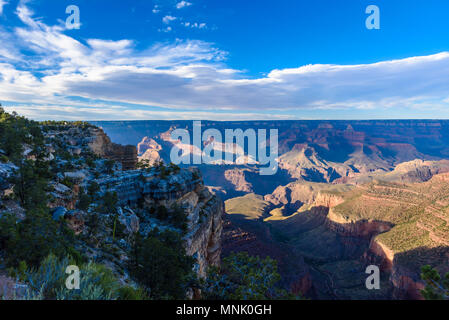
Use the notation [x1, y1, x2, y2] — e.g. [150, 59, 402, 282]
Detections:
[176, 1, 192, 9]
[183, 22, 207, 29]
[0, 0, 7, 15]
[152, 5, 160, 14]
[162, 15, 177, 24]
[1, 2, 449, 120]
[3, 104, 294, 121]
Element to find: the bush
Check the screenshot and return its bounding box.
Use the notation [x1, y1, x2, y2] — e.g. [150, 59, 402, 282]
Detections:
[128, 230, 195, 299]
[151, 205, 188, 232]
[203, 252, 298, 300]
[12, 160, 50, 211]
[0, 108, 45, 164]
[168, 162, 181, 174]
[117, 286, 148, 300]
[0, 208, 81, 268]
[20, 254, 121, 300]
[104, 160, 115, 174]
[170, 205, 189, 232]
[77, 193, 92, 211]
[100, 191, 118, 213]
[421, 265, 449, 300]
[87, 181, 100, 199]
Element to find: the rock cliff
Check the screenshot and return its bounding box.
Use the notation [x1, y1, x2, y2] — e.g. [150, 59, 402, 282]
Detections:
[95, 167, 224, 278]
[87, 127, 138, 170]
[2, 122, 224, 295]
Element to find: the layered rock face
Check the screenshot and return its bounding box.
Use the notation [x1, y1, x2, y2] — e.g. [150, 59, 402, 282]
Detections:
[40, 124, 224, 285]
[87, 127, 138, 170]
[268, 170, 449, 299]
[95, 167, 224, 277]
[137, 137, 161, 165]
[43, 125, 137, 171]
[224, 168, 253, 193]
[183, 188, 223, 278]
[233, 161, 447, 299]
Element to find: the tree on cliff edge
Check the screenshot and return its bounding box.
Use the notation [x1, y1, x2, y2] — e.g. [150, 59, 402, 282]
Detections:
[421, 265, 449, 300]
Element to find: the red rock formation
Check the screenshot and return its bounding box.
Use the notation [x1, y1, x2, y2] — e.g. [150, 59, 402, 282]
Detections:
[224, 168, 253, 193]
[88, 128, 138, 170]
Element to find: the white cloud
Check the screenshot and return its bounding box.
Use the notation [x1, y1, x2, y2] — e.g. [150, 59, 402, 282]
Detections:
[0, 0, 7, 15]
[57, 52, 449, 112]
[3, 104, 293, 121]
[176, 1, 192, 9]
[162, 15, 177, 24]
[158, 26, 172, 33]
[152, 5, 160, 14]
[183, 22, 207, 29]
[2, 1, 449, 120]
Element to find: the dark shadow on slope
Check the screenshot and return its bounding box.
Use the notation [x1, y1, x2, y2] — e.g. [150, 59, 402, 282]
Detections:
[391, 246, 449, 300]
[264, 206, 395, 299]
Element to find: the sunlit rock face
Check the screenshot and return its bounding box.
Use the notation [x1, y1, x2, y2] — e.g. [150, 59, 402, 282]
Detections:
[87, 127, 138, 170]
[137, 137, 162, 166]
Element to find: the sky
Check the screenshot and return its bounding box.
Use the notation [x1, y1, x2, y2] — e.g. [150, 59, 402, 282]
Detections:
[1, 0, 449, 120]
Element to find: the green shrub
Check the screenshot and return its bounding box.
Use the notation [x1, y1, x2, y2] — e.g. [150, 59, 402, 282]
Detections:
[117, 286, 148, 300]
[100, 191, 118, 213]
[151, 205, 188, 232]
[421, 265, 449, 300]
[87, 181, 100, 199]
[128, 230, 195, 299]
[21, 254, 121, 300]
[170, 205, 188, 232]
[12, 160, 50, 211]
[203, 252, 299, 300]
[0, 108, 45, 164]
[77, 193, 92, 211]
[60, 177, 74, 189]
[0, 208, 81, 268]
[104, 160, 115, 174]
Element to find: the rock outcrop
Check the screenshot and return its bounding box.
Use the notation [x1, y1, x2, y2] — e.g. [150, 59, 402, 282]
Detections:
[0, 162, 17, 197]
[137, 137, 162, 165]
[95, 167, 224, 278]
[88, 127, 138, 170]
[224, 168, 253, 193]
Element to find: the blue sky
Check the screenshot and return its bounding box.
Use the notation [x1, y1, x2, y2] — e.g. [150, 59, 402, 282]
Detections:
[1, 0, 449, 120]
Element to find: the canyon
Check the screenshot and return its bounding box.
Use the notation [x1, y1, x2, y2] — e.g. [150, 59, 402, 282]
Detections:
[91, 120, 449, 299]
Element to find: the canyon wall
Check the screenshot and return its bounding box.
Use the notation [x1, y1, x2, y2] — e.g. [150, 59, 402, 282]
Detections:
[87, 127, 138, 170]
[43, 124, 224, 283]
[97, 167, 224, 278]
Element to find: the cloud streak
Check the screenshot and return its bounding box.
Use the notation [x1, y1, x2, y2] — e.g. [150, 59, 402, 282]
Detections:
[0, 0, 6, 15]
[1, 2, 449, 120]
[176, 1, 192, 9]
